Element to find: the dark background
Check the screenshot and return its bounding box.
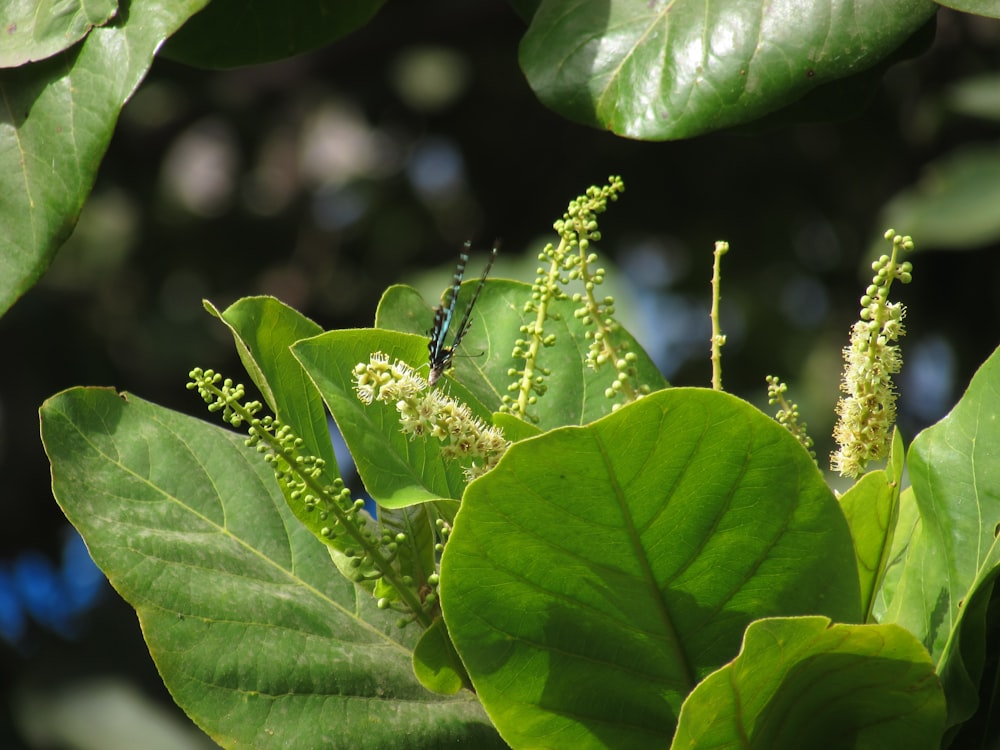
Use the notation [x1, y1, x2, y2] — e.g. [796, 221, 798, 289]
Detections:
[3, 2, 1000, 746]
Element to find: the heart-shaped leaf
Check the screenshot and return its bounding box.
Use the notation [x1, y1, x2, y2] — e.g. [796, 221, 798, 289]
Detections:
[440, 388, 860, 749]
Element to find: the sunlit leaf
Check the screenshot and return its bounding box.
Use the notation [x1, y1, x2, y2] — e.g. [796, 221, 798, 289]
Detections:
[520, 0, 936, 140]
[879, 344, 1000, 729]
[441, 388, 860, 748]
[839, 429, 905, 621]
[0, 0, 117, 67]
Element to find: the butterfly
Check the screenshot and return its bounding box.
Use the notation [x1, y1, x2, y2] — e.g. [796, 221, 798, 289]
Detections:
[428, 242, 499, 386]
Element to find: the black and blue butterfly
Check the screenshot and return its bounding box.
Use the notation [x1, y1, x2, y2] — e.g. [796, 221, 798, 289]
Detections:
[427, 242, 499, 386]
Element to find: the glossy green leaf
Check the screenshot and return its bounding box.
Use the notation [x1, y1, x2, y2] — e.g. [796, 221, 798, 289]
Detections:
[0, 0, 208, 316]
[672, 617, 945, 749]
[440, 388, 861, 749]
[879, 344, 1000, 728]
[41, 388, 502, 749]
[376, 280, 668, 430]
[1, 0, 117, 67]
[162, 0, 386, 69]
[519, 0, 936, 140]
[877, 144, 1000, 251]
[839, 429, 905, 622]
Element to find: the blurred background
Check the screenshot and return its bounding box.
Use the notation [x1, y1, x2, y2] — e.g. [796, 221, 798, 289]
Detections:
[3, 2, 1000, 746]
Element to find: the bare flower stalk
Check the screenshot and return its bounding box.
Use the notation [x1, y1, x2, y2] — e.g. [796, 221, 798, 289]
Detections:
[710, 240, 729, 391]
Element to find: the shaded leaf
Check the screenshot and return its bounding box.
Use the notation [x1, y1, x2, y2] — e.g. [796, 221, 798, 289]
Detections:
[162, 0, 386, 69]
[672, 617, 945, 749]
[1, 0, 117, 67]
[933, 0, 1000, 18]
[413, 618, 471, 696]
[877, 144, 1000, 251]
[945, 73, 1000, 122]
[519, 0, 936, 140]
[41, 387, 502, 749]
[0, 0, 208, 316]
[440, 388, 860, 749]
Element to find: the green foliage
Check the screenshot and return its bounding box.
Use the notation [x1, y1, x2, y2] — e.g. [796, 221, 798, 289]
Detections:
[40, 176, 1000, 745]
[1, 0, 117, 67]
[1, 0, 990, 315]
[673, 617, 946, 749]
[876, 346, 1000, 731]
[0, 0, 209, 317]
[41, 387, 499, 749]
[518, 0, 937, 140]
[877, 144, 1000, 251]
[10, 0, 1000, 746]
[439, 388, 861, 747]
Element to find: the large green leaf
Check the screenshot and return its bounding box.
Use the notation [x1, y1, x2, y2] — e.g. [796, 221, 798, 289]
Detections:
[1, 0, 118, 67]
[440, 388, 861, 749]
[376, 280, 668, 430]
[162, 0, 386, 69]
[41, 388, 502, 748]
[519, 0, 937, 140]
[879, 344, 1000, 729]
[672, 617, 945, 749]
[0, 0, 208, 316]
